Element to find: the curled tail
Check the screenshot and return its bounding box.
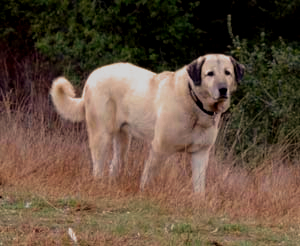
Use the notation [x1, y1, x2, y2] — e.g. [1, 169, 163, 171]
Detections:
[50, 77, 85, 122]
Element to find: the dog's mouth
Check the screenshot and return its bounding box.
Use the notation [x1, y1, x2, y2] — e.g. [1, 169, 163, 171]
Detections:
[212, 96, 229, 112]
[213, 95, 228, 102]
[219, 95, 228, 100]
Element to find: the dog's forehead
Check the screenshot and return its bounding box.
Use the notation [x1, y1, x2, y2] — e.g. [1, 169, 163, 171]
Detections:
[202, 55, 233, 70]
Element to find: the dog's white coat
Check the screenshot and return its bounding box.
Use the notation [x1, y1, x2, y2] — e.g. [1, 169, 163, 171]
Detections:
[50, 54, 244, 193]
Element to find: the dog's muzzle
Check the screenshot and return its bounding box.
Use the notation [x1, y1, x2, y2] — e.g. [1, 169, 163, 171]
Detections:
[219, 87, 228, 97]
[215, 86, 229, 101]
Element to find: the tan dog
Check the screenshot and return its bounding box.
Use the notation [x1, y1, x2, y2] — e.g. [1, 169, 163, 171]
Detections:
[50, 54, 244, 193]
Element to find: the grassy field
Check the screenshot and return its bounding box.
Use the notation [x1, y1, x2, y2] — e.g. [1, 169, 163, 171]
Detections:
[1, 191, 299, 245]
[0, 96, 300, 245]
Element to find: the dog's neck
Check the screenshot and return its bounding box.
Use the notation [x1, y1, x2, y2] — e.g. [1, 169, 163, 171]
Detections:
[188, 82, 216, 116]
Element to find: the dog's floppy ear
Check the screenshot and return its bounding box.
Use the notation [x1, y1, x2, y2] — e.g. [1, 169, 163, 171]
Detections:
[230, 56, 245, 84]
[187, 57, 206, 86]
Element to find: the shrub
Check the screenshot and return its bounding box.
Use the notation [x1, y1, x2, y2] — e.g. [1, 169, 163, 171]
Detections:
[222, 19, 300, 166]
[30, 0, 198, 83]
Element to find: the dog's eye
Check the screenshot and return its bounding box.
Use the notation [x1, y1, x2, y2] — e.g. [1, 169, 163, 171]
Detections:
[207, 71, 214, 77]
[225, 70, 231, 76]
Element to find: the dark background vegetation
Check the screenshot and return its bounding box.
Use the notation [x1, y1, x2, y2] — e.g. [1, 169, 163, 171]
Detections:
[0, 0, 299, 165]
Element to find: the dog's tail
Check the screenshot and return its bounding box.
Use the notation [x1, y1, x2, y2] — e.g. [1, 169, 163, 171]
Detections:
[50, 77, 85, 122]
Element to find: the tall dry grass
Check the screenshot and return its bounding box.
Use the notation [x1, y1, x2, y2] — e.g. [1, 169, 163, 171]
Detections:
[0, 54, 299, 224]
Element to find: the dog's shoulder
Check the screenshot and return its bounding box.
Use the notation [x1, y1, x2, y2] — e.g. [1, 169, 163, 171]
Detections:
[152, 71, 175, 87]
[155, 71, 174, 79]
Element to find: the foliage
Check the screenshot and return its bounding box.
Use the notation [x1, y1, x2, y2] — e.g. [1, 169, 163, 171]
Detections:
[1, 0, 300, 81]
[29, 0, 198, 81]
[225, 22, 300, 165]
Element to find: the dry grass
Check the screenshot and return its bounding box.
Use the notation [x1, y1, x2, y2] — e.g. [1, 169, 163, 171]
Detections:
[0, 92, 299, 224]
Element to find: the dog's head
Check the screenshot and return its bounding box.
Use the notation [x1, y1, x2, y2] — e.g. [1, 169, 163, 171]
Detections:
[186, 54, 245, 113]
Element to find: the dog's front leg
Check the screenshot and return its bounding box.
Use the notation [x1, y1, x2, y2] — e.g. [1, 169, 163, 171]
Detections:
[191, 147, 211, 193]
[140, 148, 167, 191]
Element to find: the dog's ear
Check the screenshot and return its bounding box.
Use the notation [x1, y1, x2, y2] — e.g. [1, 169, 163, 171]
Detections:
[187, 57, 206, 86]
[230, 56, 245, 84]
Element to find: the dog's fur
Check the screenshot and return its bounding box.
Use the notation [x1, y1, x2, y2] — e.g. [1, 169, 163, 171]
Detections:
[50, 54, 244, 193]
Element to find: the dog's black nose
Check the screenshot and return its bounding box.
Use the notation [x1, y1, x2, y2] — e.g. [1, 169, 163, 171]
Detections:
[219, 87, 228, 97]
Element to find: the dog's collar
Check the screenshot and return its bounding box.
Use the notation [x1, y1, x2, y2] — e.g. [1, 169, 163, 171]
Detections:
[188, 83, 215, 116]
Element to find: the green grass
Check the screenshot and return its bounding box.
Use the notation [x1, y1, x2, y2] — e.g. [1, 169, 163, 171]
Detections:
[1, 192, 299, 245]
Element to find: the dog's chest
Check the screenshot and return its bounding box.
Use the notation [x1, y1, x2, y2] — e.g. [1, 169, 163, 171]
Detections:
[187, 126, 218, 151]
[171, 115, 220, 153]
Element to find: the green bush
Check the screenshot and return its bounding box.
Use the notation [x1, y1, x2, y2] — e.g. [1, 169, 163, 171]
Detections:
[222, 27, 300, 166]
[29, 0, 198, 83]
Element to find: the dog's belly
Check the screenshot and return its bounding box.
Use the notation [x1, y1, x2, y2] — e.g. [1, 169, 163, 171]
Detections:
[118, 102, 157, 140]
[174, 142, 209, 153]
[121, 122, 154, 140]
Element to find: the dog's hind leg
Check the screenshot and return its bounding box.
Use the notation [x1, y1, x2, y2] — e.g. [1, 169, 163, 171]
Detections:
[109, 130, 129, 177]
[88, 130, 112, 177]
[86, 95, 117, 177]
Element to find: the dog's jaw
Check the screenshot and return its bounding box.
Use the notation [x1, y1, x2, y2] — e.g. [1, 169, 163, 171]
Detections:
[213, 98, 230, 113]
